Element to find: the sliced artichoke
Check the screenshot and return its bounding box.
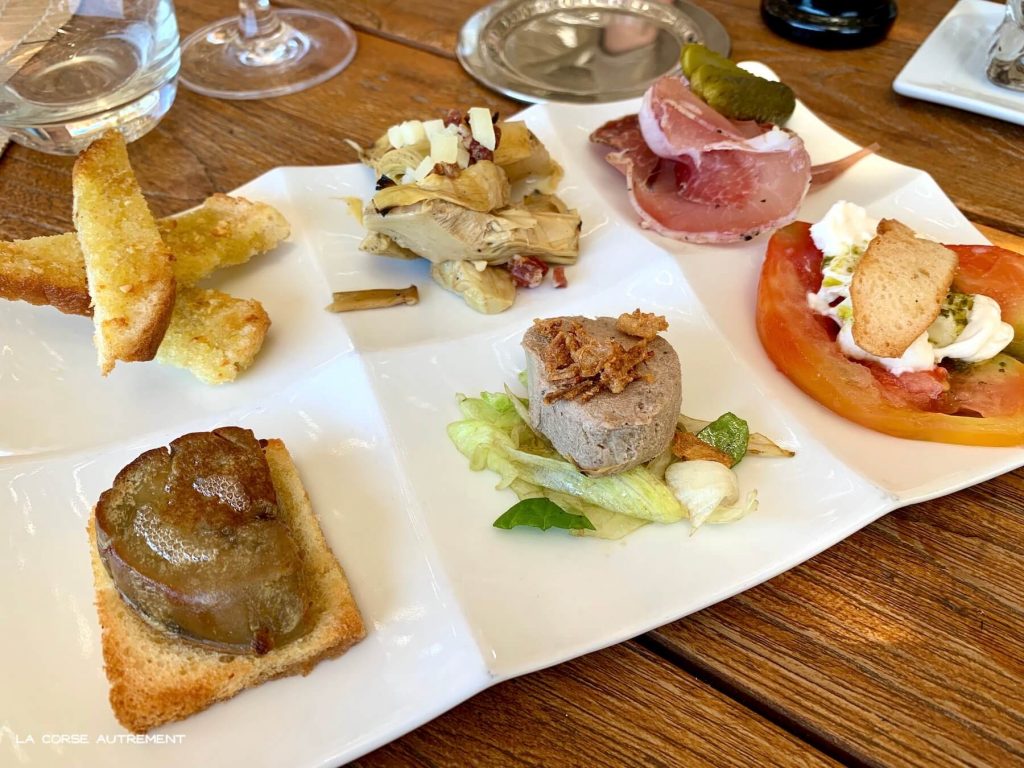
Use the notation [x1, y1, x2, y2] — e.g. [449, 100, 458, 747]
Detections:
[522, 193, 569, 215]
[363, 198, 581, 265]
[492, 122, 535, 170]
[358, 232, 420, 260]
[347, 133, 401, 173]
[371, 160, 511, 213]
[431, 261, 516, 314]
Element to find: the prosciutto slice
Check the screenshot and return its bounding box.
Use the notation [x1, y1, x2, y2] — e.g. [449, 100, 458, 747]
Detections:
[591, 75, 813, 244]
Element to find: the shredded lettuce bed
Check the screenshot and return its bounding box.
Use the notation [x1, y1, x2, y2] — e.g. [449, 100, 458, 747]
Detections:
[448, 391, 685, 538]
[449, 390, 771, 539]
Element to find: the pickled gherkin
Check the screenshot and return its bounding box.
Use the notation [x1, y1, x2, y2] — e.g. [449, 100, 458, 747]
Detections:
[679, 44, 796, 125]
[680, 44, 743, 78]
[691, 68, 796, 124]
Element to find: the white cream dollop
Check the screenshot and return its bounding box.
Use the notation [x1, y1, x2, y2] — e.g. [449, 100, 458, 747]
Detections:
[806, 201, 1014, 375]
[933, 294, 1015, 364]
[810, 200, 878, 263]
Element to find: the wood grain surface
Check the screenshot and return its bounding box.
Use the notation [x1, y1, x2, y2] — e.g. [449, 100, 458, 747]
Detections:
[356, 642, 839, 767]
[2, 1, 1023, 765]
[650, 467, 1024, 767]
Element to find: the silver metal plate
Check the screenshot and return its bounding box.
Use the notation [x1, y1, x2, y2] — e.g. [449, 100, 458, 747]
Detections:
[458, 0, 730, 104]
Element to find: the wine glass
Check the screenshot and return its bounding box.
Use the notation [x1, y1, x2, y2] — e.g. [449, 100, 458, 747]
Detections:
[179, 0, 357, 100]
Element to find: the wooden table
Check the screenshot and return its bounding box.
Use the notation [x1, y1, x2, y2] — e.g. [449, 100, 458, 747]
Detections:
[4, 0, 1023, 764]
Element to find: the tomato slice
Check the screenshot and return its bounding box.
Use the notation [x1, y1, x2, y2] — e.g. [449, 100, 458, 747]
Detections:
[949, 245, 1024, 361]
[756, 222, 1024, 446]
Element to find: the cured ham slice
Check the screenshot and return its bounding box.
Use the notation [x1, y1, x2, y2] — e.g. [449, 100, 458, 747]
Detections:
[638, 75, 767, 160]
[592, 114, 811, 243]
[591, 74, 814, 244]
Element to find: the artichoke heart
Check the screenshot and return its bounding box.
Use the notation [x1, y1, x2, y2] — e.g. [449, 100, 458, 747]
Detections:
[358, 232, 420, 260]
[492, 122, 536, 171]
[522, 193, 569, 214]
[431, 261, 516, 314]
[372, 146, 430, 183]
[371, 160, 511, 213]
[363, 198, 581, 265]
[348, 132, 410, 174]
[495, 123, 564, 195]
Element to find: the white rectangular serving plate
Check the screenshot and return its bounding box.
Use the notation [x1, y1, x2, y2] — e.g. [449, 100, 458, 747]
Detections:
[2, 73, 1021, 767]
[893, 0, 1024, 126]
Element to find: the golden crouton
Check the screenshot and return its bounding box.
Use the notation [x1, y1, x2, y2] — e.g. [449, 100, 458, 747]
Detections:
[851, 219, 958, 358]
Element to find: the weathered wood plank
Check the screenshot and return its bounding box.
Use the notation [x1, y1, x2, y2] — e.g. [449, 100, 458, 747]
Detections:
[357, 641, 840, 767]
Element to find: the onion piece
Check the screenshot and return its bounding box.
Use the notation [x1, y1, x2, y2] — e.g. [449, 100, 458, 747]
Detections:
[664, 459, 758, 532]
[810, 143, 880, 186]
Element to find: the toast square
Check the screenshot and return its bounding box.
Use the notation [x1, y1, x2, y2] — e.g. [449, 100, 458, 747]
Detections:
[850, 218, 958, 358]
[155, 287, 271, 384]
[88, 438, 365, 733]
[73, 130, 176, 374]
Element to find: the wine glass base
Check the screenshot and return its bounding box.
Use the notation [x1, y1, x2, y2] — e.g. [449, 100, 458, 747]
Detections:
[1, 78, 178, 155]
[179, 10, 356, 100]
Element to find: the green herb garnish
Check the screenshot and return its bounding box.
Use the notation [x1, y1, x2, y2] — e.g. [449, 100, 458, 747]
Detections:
[493, 498, 596, 532]
[696, 412, 750, 467]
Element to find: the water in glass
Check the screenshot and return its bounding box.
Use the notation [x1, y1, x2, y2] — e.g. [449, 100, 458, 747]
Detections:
[0, 0, 180, 154]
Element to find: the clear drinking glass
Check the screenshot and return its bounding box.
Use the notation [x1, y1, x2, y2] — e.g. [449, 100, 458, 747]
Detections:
[988, 0, 1024, 90]
[0, 0, 180, 155]
[178, 1, 356, 100]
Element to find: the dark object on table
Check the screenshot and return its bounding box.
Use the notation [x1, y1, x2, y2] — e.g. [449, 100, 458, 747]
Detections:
[761, 0, 897, 49]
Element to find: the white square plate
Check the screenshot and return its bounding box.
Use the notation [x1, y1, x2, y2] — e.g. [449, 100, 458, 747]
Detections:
[2, 72, 1021, 767]
[893, 0, 1024, 126]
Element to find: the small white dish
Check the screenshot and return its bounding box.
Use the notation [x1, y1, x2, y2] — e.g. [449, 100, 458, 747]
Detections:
[893, 0, 1024, 126]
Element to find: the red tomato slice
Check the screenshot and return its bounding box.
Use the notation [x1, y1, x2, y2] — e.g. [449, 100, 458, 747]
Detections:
[756, 222, 1024, 446]
[949, 244, 1024, 360]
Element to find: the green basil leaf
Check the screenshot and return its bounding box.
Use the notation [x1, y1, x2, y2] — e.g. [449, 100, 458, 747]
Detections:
[493, 498, 596, 532]
[696, 412, 749, 466]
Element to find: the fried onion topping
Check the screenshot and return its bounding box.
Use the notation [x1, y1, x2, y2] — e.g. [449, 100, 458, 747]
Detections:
[615, 309, 669, 340]
[533, 311, 668, 404]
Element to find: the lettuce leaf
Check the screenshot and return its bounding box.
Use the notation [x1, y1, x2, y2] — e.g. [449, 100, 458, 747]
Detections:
[449, 392, 686, 532]
[493, 498, 595, 531]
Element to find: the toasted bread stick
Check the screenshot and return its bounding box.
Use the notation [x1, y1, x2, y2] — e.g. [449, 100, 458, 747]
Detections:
[73, 130, 176, 374]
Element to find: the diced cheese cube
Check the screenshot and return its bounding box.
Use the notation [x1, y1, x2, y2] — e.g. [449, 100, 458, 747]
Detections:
[387, 124, 405, 148]
[430, 131, 459, 164]
[456, 144, 470, 169]
[468, 107, 496, 150]
[400, 120, 426, 146]
[422, 119, 445, 140]
[412, 156, 435, 182]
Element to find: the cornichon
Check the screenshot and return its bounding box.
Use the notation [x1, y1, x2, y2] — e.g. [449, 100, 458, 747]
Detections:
[681, 44, 743, 78]
[680, 44, 796, 125]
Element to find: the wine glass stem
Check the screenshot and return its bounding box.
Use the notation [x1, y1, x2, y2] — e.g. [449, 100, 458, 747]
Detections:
[238, 0, 284, 43]
[234, 0, 311, 67]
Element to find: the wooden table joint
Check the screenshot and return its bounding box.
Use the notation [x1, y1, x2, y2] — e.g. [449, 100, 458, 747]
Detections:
[636, 633, 873, 768]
